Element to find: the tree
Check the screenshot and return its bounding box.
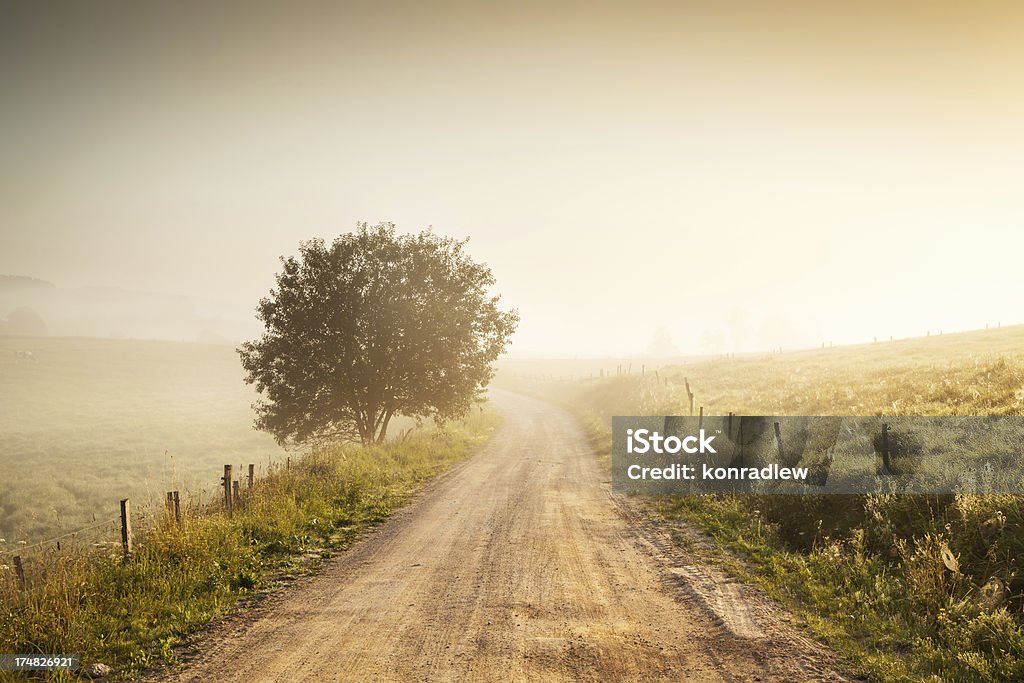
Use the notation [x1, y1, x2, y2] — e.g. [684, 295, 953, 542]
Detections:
[238, 223, 518, 447]
[646, 326, 678, 357]
[0, 306, 48, 337]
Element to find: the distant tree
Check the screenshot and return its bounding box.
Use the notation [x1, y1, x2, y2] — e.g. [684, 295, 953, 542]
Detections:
[726, 308, 750, 352]
[239, 223, 518, 447]
[0, 275, 55, 291]
[0, 306, 48, 337]
[699, 328, 726, 355]
[647, 326, 678, 357]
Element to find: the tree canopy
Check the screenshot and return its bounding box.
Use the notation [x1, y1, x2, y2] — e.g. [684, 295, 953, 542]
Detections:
[239, 223, 518, 446]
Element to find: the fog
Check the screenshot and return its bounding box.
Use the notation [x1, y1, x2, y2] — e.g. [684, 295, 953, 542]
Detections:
[2, 1, 1022, 355]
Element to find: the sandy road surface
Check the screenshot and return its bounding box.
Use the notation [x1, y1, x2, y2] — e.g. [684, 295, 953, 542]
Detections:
[159, 391, 850, 682]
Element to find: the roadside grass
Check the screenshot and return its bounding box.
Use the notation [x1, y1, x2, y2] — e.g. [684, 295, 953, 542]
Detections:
[0, 412, 498, 682]
[560, 325, 1024, 683]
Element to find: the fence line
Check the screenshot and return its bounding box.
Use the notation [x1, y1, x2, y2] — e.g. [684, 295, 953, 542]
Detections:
[2, 461, 270, 592]
[0, 517, 120, 559]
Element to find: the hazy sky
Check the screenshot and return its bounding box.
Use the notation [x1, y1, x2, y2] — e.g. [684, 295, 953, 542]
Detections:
[2, 1, 1022, 355]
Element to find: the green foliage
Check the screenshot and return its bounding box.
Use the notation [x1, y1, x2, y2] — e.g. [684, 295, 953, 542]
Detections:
[239, 223, 518, 446]
[0, 413, 497, 681]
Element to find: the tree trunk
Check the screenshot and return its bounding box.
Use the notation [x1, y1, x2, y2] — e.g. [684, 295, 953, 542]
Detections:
[376, 410, 394, 444]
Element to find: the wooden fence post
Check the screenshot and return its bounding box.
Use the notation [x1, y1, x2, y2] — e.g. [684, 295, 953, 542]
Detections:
[165, 492, 175, 523]
[774, 421, 784, 463]
[13, 555, 25, 590]
[698, 406, 704, 432]
[881, 423, 891, 475]
[223, 465, 234, 515]
[684, 378, 694, 416]
[734, 415, 745, 468]
[173, 490, 181, 523]
[248, 464, 255, 491]
[232, 480, 240, 507]
[120, 498, 132, 559]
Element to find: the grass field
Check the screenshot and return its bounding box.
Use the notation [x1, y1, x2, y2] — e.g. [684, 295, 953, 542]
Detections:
[0, 337, 285, 545]
[549, 325, 1024, 682]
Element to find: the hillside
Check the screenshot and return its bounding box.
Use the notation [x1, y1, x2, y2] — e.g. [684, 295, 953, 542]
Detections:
[562, 324, 1024, 681]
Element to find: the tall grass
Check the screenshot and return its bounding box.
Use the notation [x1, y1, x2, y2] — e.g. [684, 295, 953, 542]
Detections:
[0, 413, 497, 681]
[564, 326, 1024, 682]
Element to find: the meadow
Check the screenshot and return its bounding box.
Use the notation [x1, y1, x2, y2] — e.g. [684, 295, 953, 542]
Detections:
[0, 337, 285, 546]
[518, 325, 1024, 682]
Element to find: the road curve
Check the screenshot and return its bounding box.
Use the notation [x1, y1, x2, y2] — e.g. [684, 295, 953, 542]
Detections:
[160, 390, 846, 682]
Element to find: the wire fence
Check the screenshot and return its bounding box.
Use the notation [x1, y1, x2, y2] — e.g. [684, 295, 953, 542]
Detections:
[0, 459, 275, 595]
[0, 517, 122, 560]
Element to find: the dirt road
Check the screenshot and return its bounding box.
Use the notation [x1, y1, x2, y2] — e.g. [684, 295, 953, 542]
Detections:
[160, 391, 849, 682]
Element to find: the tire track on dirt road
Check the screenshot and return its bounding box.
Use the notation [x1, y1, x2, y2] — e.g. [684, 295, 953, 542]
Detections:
[158, 390, 851, 682]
